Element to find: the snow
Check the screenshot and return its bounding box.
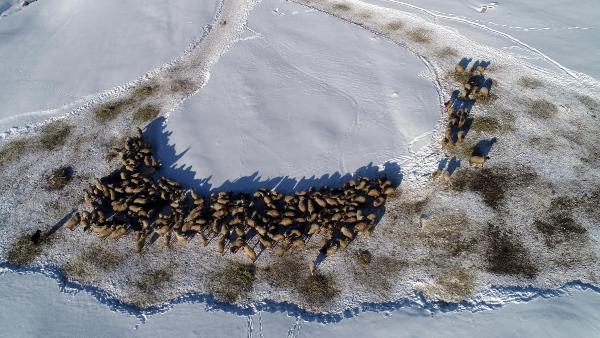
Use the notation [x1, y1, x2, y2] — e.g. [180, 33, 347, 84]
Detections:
[156, 0, 439, 192]
[362, 0, 600, 80]
[1, 271, 600, 337]
[0, 0, 219, 131]
[0, 0, 599, 334]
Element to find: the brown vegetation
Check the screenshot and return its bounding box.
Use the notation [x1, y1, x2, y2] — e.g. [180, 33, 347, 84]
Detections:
[486, 224, 538, 278]
[528, 99, 558, 119]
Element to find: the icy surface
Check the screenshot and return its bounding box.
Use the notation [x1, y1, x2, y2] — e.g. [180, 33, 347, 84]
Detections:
[0, 0, 219, 130]
[156, 0, 438, 192]
[1, 271, 600, 337]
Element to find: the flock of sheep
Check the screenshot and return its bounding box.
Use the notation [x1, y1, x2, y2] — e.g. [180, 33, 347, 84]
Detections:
[63, 128, 395, 261]
[433, 61, 493, 182]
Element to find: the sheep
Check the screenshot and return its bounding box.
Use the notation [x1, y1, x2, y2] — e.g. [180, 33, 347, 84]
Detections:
[242, 245, 257, 262]
[469, 155, 489, 166]
[65, 213, 81, 231]
[442, 170, 452, 184]
[455, 64, 465, 74]
[432, 169, 442, 181]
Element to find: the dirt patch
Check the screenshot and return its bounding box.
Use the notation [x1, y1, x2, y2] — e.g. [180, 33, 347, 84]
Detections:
[168, 79, 199, 95]
[470, 116, 501, 134]
[332, 2, 351, 11]
[39, 121, 72, 150]
[533, 198, 587, 247]
[355, 249, 372, 266]
[435, 47, 459, 58]
[407, 27, 432, 44]
[528, 99, 558, 119]
[486, 224, 538, 279]
[518, 76, 544, 89]
[208, 261, 256, 303]
[133, 104, 161, 123]
[131, 82, 160, 101]
[451, 165, 538, 209]
[420, 212, 478, 258]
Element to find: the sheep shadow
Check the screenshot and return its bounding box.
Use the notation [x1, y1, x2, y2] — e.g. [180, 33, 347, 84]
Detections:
[473, 137, 497, 157]
[144, 117, 403, 196]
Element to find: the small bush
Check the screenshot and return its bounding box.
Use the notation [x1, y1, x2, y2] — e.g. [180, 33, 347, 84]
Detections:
[133, 105, 160, 123]
[518, 76, 544, 89]
[39, 121, 71, 150]
[528, 99, 558, 119]
[94, 99, 132, 123]
[46, 166, 73, 190]
[407, 28, 432, 44]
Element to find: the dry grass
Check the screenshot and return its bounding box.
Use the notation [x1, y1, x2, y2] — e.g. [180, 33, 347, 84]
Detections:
[332, 2, 351, 11]
[386, 20, 404, 31]
[419, 212, 478, 258]
[470, 116, 501, 134]
[131, 82, 160, 100]
[576, 94, 599, 113]
[528, 99, 558, 119]
[133, 105, 160, 123]
[434, 267, 475, 301]
[407, 27, 432, 44]
[6, 231, 59, 266]
[0, 139, 31, 166]
[132, 264, 177, 307]
[352, 255, 406, 294]
[298, 273, 340, 306]
[93, 99, 133, 123]
[486, 224, 538, 278]
[61, 245, 123, 278]
[168, 79, 199, 95]
[39, 121, 71, 150]
[452, 165, 538, 209]
[518, 76, 544, 89]
[435, 46, 459, 58]
[208, 261, 256, 303]
[355, 249, 372, 266]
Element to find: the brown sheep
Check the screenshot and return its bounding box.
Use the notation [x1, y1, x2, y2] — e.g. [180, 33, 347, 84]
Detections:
[65, 213, 81, 231]
[469, 155, 489, 166]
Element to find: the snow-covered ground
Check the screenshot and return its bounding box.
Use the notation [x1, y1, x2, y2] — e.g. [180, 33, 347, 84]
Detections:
[0, 0, 219, 131]
[1, 271, 600, 337]
[0, 0, 599, 335]
[156, 0, 438, 192]
[363, 0, 600, 80]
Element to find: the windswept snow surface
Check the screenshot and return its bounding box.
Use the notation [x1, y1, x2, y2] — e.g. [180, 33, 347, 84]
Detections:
[1, 271, 600, 337]
[363, 0, 600, 80]
[157, 0, 439, 192]
[0, 0, 219, 130]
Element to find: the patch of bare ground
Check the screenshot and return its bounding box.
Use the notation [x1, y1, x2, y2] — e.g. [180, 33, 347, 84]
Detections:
[0, 139, 31, 166]
[45, 166, 73, 191]
[386, 20, 404, 31]
[61, 245, 123, 279]
[131, 82, 160, 101]
[532, 196, 588, 247]
[528, 99, 558, 119]
[528, 135, 557, 152]
[93, 99, 134, 123]
[208, 261, 256, 303]
[132, 264, 177, 307]
[486, 224, 538, 279]
[168, 78, 199, 95]
[332, 2, 351, 11]
[407, 27, 432, 44]
[518, 76, 544, 89]
[451, 164, 538, 209]
[298, 273, 340, 306]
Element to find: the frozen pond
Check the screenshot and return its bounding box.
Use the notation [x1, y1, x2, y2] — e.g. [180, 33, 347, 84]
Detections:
[155, 0, 439, 193]
[1, 271, 599, 337]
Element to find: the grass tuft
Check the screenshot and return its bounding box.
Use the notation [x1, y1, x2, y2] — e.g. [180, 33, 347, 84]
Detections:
[386, 20, 404, 31]
[6, 233, 45, 266]
[518, 76, 544, 89]
[298, 273, 340, 305]
[0, 139, 31, 166]
[209, 261, 256, 303]
[133, 105, 160, 123]
[407, 27, 432, 44]
[470, 116, 501, 134]
[486, 224, 538, 278]
[528, 99, 558, 119]
[94, 99, 132, 123]
[46, 166, 73, 190]
[39, 121, 71, 150]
